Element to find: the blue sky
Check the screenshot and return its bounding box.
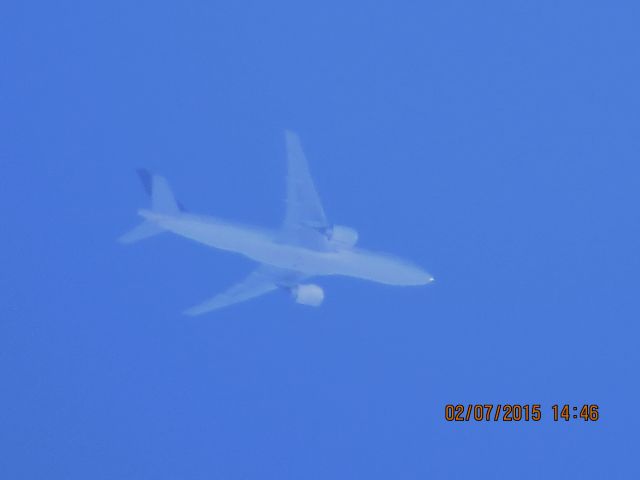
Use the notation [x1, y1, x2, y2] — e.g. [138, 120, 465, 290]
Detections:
[1, 1, 639, 478]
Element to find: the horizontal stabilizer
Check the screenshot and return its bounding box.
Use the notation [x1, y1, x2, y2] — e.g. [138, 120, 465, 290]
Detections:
[118, 221, 164, 244]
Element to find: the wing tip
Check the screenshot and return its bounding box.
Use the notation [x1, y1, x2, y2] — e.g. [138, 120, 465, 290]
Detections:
[182, 301, 224, 316]
[284, 129, 300, 143]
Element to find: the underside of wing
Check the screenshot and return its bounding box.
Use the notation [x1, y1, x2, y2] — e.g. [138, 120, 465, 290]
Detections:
[283, 130, 330, 232]
[183, 265, 305, 315]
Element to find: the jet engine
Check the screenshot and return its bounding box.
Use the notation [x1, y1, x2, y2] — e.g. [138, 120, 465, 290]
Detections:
[329, 225, 359, 248]
[292, 284, 324, 306]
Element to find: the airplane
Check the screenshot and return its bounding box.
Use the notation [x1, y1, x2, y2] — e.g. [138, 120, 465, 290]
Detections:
[119, 130, 434, 315]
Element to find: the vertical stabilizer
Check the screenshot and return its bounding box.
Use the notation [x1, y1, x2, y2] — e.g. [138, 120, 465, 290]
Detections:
[118, 170, 182, 244]
[137, 169, 180, 214]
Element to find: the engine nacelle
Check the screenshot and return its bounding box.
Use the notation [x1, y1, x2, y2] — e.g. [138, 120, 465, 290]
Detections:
[329, 225, 358, 248]
[292, 284, 324, 307]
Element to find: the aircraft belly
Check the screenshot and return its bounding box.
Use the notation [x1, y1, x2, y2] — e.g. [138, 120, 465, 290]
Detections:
[317, 250, 434, 286]
[252, 248, 433, 286]
[141, 212, 432, 286]
[148, 213, 318, 271]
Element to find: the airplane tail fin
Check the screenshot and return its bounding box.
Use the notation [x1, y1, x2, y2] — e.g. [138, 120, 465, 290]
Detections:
[118, 169, 185, 244]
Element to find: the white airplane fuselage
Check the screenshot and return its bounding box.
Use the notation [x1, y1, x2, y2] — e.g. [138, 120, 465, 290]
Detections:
[140, 210, 433, 286]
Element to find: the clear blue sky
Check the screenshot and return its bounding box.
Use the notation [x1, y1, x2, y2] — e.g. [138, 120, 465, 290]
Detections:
[1, 1, 639, 478]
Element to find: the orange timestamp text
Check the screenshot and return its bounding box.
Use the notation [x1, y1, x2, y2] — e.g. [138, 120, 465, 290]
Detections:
[444, 404, 599, 422]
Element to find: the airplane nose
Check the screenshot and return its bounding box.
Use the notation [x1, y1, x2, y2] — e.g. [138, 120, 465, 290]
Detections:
[412, 269, 434, 285]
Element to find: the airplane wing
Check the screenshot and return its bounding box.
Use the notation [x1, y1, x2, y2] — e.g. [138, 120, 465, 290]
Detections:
[183, 265, 305, 315]
[283, 130, 330, 233]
